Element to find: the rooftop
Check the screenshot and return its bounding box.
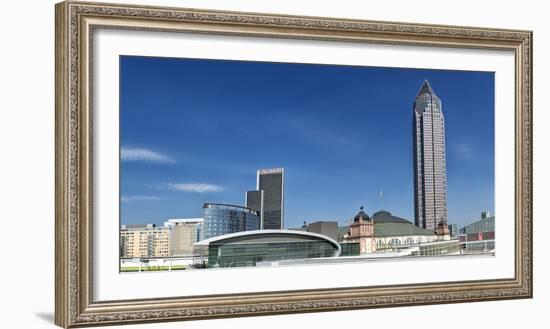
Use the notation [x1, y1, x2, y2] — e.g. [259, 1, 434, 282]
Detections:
[163, 218, 204, 227]
[353, 206, 371, 223]
[339, 210, 436, 238]
[258, 168, 284, 175]
[193, 229, 341, 255]
[374, 222, 435, 237]
[165, 218, 203, 223]
[121, 224, 168, 231]
[371, 210, 411, 224]
[416, 79, 437, 97]
[203, 203, 259, 214]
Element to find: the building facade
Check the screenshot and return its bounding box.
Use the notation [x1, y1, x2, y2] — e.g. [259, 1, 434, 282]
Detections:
[449, 224, 459, 237]
[341, 208, 445, 255]
[194, 229, 341, 268]
[306, 221, 339, 241]
[202, 203, 260, 240]
[413, 80, 449, 232]
[343, 207, 375, 254]
[246, 168, 284, 229]
[245, 190, 264, 228]
[120, 224, 170, 258]
[459, 212, 495, 252]
[414, 240, 461, 256]
[163, 218, 204, 256]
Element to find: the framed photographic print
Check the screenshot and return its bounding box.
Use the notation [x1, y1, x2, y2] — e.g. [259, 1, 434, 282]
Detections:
[55, 1, 533, 327]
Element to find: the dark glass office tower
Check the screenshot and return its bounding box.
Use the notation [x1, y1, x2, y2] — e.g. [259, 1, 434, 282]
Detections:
[246, 168, 284, 229]
[413, 80, 448, 232]
[245, 190, 264, 227]
[259, 168, 284, 229]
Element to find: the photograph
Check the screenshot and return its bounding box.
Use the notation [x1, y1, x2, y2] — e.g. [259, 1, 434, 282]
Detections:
[118, 56, 496, 272]
[50, 1, 534, 326]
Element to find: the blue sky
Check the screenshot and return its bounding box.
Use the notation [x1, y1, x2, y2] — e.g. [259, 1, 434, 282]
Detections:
[120, 56, 494, 229]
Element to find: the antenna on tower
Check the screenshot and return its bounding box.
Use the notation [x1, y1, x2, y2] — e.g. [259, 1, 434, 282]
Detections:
[379, 185, 384, 210]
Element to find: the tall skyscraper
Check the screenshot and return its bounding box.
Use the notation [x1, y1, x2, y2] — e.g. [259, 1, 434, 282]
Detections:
[413, 80, 448, 232]
[246, 168, 284, 229]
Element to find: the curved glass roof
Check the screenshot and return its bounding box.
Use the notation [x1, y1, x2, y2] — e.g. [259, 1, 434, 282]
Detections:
[194, 229, 341, 255]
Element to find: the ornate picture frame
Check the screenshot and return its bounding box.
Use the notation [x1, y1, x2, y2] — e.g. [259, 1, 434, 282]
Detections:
[55, 1, 532, 327]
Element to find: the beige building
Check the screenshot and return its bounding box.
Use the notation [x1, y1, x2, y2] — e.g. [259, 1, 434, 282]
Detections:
[343, 207, 376, 254]
[120, 224, 170, 258]
[164, 218, 204, 256]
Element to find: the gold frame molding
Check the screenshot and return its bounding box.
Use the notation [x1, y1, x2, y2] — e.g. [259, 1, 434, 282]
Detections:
[55, 1, 533, 327]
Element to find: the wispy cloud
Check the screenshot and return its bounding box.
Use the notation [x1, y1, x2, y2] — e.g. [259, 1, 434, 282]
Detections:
[454, 143, 474, 160]
[121, 147, 175, 163]
[163, 183, 223, 193]
[121, 195, 163, 203]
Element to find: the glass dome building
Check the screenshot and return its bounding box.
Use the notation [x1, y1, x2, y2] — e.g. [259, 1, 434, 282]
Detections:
[202, 203, 260, 240]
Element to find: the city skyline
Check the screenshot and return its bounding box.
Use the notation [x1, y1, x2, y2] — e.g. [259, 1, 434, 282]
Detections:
[120, 56, 495, 229]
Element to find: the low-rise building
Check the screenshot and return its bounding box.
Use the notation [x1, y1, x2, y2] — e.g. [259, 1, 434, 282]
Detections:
[120, 224, 170, 258]
[342, 207, 375, 254]
[194, 229, 341, 268]
[341, 208, 448, 255]
[449, 224, 459, 238]
[164, 218, 204, 256]
[296, 220, 339, 241]
[459, 212, 495, 252]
